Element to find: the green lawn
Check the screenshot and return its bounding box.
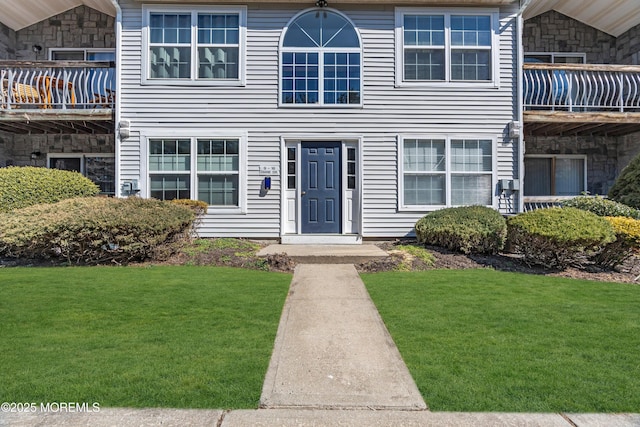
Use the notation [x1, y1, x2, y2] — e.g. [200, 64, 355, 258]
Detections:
[363, 269, 640, 413]
[0, 266, 291, 409]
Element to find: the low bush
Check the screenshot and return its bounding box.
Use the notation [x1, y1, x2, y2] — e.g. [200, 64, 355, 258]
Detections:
[0, 197, 195, 264]
[415, 206, 507, 254]
[562, 195, 640, 219]
[170, 199, 208, 215]
[0, 166, 99, 213]
[609, 153, 640, 209]
[507, 207, 616, 269]
[594, 216, 640, 269]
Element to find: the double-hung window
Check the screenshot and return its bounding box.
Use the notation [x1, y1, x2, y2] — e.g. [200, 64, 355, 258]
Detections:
[396, 9, 497, 85]
[400, 136, 494, 209]
[280, 9, 362, 106]
[143, 6, 246, 84]
[148, 134, 246, 211]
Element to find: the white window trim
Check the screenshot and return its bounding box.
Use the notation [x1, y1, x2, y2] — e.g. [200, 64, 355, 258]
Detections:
[524, 154, 587, 197]
[525, 52, 587, 64]
[398, 134, 497, 211]
[278, 8, 363, 108]
[48, 48, 116, 60]
[141, 5, 247, 86]
[142, 129, 248, 214]
[395, 7, 500, 88]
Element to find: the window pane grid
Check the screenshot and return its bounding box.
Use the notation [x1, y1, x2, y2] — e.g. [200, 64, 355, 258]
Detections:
[404, 15, 444, 46]
[324, 53, 360, 104]
[403, 138, 492, 207]
[197, 139, 240, 172]
[148, 10, 242, 81]
[282, 52, 319, 104]
[197, 13, 240, 79]
[281, 10, 361, 106]
[404, 49, 444, 81]
[451, 15, 491, 47]
[403, 139, 445, 172]
[150, 175, 190, 201]
[402, 12, 493, 83]
[198, 175, 239, 206]
[450, 139, 492, 172]
[149, 139, 191, 172]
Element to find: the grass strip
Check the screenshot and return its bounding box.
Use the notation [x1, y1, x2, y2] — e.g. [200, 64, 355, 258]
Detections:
[0, 266, 290, 409]
[363, 269, 640, 412]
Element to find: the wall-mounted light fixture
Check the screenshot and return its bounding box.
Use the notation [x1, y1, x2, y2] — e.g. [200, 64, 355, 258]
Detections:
[30, 151, 41, 160]
[32, 44, 42, 59]
[315, 0, 328, 7]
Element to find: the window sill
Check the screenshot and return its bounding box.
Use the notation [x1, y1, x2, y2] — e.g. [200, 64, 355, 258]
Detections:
[141, 78, 246, 87]
[395, 81, 499, 90]
[206, 207, 246, 215]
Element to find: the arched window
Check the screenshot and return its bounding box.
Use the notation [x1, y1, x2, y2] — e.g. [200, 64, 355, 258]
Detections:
[281, 9, 361, 105]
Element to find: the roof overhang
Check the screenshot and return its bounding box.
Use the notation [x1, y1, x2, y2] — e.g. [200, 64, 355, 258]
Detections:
[0, 0, 116, 31]
[523, 0, 640, 37]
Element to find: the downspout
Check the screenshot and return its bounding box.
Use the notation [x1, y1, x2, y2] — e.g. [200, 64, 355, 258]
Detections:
[109, 0, 123, 197]
[516, 0, 533, 213]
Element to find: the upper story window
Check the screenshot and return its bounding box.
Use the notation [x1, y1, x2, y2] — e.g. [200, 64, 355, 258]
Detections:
[280, 9, 362, 106]
[396, 9, 498, 86]
[142, 6, 246, 85]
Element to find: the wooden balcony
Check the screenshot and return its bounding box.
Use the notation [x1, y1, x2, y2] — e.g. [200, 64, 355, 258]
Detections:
[523, 63, 640, 136]
[0, 60, 115, 134]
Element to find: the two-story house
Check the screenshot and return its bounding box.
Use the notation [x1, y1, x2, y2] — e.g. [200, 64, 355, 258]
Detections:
[1, 0, 638, 242]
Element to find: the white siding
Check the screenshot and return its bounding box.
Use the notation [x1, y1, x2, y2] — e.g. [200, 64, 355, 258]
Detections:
[118, 1, 520, 238]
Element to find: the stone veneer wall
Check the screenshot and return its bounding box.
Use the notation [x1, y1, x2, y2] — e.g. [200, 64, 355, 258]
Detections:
[0, 21, 16, 59]
[523, 11, 618, 63]
[525, 134, 640, 195]
[3, 134, 115, 168]
[0, 6, 115, 169]
[14, 5, 114, 60]
[617, 23, 640, 65]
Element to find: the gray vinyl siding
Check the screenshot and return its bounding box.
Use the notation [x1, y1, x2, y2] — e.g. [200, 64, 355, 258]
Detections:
[118, 1, 520, 238]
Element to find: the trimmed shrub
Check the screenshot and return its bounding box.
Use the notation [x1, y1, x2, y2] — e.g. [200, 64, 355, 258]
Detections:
[507, 207, 616, 269]
[562, 195, 640, 219]
[0, 197, 195, 264]
[170, 198, 208, 216]
[415, 206, 507, 254]
[0, 166, 99, 213]
[609, 153, 640, 209]
[594, 216, 640, 269]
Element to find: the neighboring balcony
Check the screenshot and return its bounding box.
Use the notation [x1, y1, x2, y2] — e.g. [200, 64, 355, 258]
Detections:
[0, 60, 115, 134]
[523, 63, 640, 136]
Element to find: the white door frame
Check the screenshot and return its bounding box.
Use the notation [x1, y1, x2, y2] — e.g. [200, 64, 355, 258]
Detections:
[280, 136, 363, 244]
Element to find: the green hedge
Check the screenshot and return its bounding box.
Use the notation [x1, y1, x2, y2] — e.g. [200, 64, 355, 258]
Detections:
[415, 206, 507, 254]
[562, 195, 640, 219]
[594, 216, 640, 269]
[0, 166, 99, 213]
[507, 207, 616, 269]
[609, 153, 640, 209]
[0, 197, 195, 264]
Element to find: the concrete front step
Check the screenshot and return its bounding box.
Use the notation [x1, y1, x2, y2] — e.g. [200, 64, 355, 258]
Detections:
[256, 244, 389, 264]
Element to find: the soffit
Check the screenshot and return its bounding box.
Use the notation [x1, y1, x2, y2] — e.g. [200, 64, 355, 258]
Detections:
[524, 0, 640, 37]
[0, 0, 116, 31]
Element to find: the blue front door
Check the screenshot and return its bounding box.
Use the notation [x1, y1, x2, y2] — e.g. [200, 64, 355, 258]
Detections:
[301, 142, 341, 234]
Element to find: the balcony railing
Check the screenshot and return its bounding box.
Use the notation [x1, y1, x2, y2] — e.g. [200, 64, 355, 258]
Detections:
[524, 63, 640, 112]
[0, 60, 115, 110]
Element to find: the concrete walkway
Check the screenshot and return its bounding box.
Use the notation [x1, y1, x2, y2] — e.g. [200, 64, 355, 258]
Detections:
[260, 264, 426, 410]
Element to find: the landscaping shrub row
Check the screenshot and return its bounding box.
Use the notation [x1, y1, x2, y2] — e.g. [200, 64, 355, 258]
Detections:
[0, 166, 99, 213]
[0, 197, 195, 265]
[415, 199, 640, 270]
